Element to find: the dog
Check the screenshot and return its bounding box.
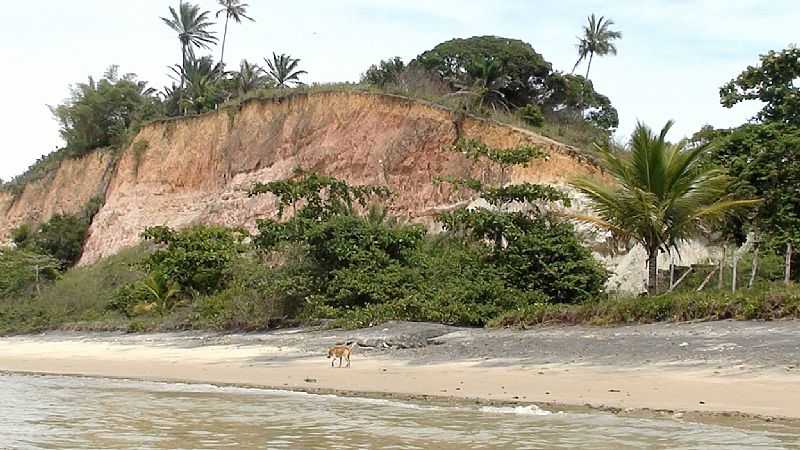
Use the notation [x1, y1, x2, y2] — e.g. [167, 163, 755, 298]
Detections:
[327, 342, 354, 368]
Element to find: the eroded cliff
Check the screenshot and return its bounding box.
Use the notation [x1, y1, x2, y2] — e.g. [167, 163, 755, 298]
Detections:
[1, 91, 603, 265]
[0, 151, 115, 241]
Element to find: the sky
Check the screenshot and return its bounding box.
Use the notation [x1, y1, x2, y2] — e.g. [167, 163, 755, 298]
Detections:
[1, 0, 797, 181]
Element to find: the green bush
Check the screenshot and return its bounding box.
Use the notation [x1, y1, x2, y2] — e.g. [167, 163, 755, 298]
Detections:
[0, 247, 61, 299]
[496, 219, 607, 304]
[518, 104, 545, 127]
[141, 225, 247, 295]
[32, 214, 90, 269]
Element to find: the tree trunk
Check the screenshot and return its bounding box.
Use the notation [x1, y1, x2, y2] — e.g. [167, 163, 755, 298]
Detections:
[718, 246, 726, 289]
[749, 242, 760, 288]
[786, 243, 793, 285]
[732, 253, 738, 293]
[647, 250, 658, 296]
[220, 16, 230, 68]
[585, 53, 594, 79]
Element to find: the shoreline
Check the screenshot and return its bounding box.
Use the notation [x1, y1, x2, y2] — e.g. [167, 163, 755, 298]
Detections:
[1, 321, 799, 425]
[3, 368, 799, 430]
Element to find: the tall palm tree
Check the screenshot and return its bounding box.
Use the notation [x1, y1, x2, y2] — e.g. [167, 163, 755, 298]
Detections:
[265, 53, 307, 88]
[216, 0, 255, 67]
[571, 121, 758, 295]
[572, 14, 622, 79]
[161, 1, 218, 71]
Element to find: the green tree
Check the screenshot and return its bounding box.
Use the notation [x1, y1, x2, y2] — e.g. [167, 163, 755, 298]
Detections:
[438, 139, 606, 304]
[264, 53, 307, 88]
[235, 59, 268, 96]
[415, 36, 551, 107]
[141, 225, 246, 294]
[720, 46, 800, 125]
[215, 0, 255, 67]
[361, 57, 406, 87]
[572, 14, 622, 79]
[50, 67, 160, 153]
[448, 57, 511, 112]
[161, 1, 218, 73]
[31, 214, 91, 269]
[0, 247, 60, 298]
[572, 121, 758, 295]
[167, 56, 226, 114]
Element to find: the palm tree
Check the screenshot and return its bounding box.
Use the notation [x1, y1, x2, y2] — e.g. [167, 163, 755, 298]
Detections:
[161, 1, 218, 71]
[236, 59, 267, 95]
[265, 53, 307, 88]
[140, 272, 182, 317]
[571, 121, 758, 295]
[168, 56, 225, 114]
[216, 0, 255, 67]
[572, 14, 622, 79]
[448, 58, 510, 112]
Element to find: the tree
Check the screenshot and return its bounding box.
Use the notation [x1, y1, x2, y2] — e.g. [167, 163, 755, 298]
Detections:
[215, 0, 254, 68]
[50, 67, 160, 153]
[235, 59, 268, 96]
[161, 1, 218, 73]
[264, 53, 307, 88]
[437, 139, 606, 304]
[361, 57, 406, 87]
[572, 14, 622, 79]
[572, 121, 758, 295]
[415, 36, 551, 107]
[448, 57, 511, 112]
[167, 56, 226, 114]
[720, 46, 800, 125]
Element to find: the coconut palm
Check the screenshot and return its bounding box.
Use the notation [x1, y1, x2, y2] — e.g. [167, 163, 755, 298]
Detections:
[572, 14, 622, 79]
[236, 59, 267, 95]
[455, 58, 510, 112]
[571, 121, 758, 295]
[168, 56, 225, 114]
[216, 0, 255, 67]
[161, 1, 218, 71]
[140, 272, 182, 317]
[265, 53, 307, 88]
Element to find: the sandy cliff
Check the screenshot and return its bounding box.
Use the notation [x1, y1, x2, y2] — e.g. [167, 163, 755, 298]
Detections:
[0, 91, 603, 264]
[83, 91, 602, 264]
[0, 152, 115, 241]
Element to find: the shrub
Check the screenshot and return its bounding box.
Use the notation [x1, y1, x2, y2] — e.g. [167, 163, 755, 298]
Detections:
[33, 214, 90, 269]
[496, 219, 607, 304]
[141, 225, 247, 295]
[518, 104, 545, 127]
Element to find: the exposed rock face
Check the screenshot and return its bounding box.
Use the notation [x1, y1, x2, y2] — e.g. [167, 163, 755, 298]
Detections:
[2, 91, 725, 293]
[0, 152, 115, 241]
[77, 91, 603, 264]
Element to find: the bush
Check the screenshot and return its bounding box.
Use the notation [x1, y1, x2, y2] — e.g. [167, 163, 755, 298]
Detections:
[32, 214, 90, 269]
[0, 247, 61, 299]
[142, 225, 247, 295]
[518, 104, 544, 127]
[496, 219, 607, 304]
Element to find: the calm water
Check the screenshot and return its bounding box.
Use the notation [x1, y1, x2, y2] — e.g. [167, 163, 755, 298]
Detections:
[0, 373, 798, 449]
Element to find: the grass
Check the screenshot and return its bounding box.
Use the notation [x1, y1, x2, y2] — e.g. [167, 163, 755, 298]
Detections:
[489, 285, 800, 328]
[0, 246, 147, 335]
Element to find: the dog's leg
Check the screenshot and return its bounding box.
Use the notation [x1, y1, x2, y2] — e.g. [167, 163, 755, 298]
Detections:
[346, 354, 351, 368]
[331, 357, 335, 368]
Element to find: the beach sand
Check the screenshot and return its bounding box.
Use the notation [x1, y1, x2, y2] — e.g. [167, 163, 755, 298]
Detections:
[1, 321, 799, 420]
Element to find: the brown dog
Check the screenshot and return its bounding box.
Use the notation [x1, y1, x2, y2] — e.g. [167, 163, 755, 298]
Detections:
[327, 342, 354, 368]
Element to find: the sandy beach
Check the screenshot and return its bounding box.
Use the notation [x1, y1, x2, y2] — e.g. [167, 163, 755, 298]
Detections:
[1, 321, 799, 421]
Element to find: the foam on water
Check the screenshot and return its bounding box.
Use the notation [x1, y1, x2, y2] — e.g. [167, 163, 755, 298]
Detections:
[479, 405, 553, 416]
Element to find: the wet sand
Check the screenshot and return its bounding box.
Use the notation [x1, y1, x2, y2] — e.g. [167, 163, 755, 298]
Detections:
[1, 321, 799, 421]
